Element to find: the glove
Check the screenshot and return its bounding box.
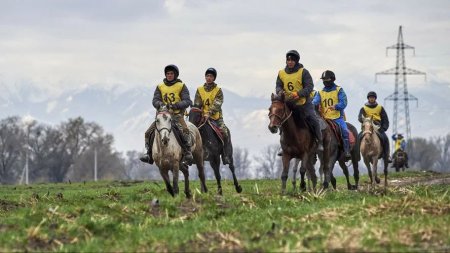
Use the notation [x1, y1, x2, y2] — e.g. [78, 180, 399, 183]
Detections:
[203, 112, 210, 120]
[168, 103, 179, 110]
[287, 92, 299, 101]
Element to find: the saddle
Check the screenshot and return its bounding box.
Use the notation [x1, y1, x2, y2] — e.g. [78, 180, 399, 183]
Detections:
[207, 120, 225, 144]
[325, 119, 356, 148]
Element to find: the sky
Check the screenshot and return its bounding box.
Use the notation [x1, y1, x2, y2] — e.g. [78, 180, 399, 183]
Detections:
[1, 0, 450, 152]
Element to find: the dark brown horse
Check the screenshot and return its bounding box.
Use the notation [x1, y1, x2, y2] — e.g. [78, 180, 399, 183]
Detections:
[188, 107, 242, 195]
[268, 93, 332, 193]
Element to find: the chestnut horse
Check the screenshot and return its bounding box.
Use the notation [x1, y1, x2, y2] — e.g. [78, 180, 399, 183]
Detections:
[268, 93, 332, 193]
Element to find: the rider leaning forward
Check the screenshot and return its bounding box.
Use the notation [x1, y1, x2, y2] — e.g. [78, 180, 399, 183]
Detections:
[313, 70, 351, 159]
[358, 91, 392, 163]
[193, 68, 233, 165]
[140, 64, 194, 165]
[275, 50, 323, 151]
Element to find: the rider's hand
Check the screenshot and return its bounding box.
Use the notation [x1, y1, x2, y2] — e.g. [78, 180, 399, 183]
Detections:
[287, 92, 299, 101]
[327, 105, 336, 111]
[204, 112, 210, 120]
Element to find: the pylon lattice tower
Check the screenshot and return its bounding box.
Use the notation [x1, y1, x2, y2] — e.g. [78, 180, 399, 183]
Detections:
[376, 25, 426, 142]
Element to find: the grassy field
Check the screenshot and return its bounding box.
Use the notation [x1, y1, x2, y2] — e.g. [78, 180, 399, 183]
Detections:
[0, 171, 449, 252]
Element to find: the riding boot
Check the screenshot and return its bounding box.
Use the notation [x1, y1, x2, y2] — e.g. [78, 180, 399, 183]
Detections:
[221, 129, 232, 165]
[181, 129, 194, 165]
[140, 124, 155, 164]
[343, 138, 351, 160]
[382, 133, 392, 163]
[309, 115, 323, 151]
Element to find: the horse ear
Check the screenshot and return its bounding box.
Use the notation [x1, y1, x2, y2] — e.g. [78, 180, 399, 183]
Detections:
[271, 93, 275, 100]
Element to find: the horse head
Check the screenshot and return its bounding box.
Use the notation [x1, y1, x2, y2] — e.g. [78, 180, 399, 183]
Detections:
[361, 116, 379, 143]
[268, 92, 291, 133]
[188, 107, 204, 127]
[155, 108, 172, 146]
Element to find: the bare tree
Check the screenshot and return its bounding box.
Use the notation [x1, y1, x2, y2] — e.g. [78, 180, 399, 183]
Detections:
[0, 117, 25, 184]
[434, 134, 450, 172]
[233, 146, 251, 179]
[254, 144, 282, 179]
[407, 138, 439, 170]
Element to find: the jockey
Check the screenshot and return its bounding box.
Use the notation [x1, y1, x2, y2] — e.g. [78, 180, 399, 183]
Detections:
[313, 70, 351, 159]
[275, 50, 323, 151]
[140, 64, 194, 165]
[358, 91, 392, 163]
[193, 67, 232, 165]
[392, 133, 409, 167]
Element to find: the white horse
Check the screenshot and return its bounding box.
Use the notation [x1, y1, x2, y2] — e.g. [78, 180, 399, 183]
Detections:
[360, 116, 387, 190]
[153, 107, 207, 198]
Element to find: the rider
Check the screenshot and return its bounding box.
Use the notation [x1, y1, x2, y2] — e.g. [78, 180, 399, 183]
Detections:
[358, 91, 392, 163]
[140, 64, 194, 165]
[275, 49, 323, 151]
[392, 133, 409, 167]
[313, 70, 351, 159]
[193, 67, 232, 165]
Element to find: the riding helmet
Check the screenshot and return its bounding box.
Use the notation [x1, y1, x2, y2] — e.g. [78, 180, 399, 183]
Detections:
[205, 67, 217, 80]
[286, 50, 300, 63]
[367, 91, 377, 99]
[320, 70, 336, 81]
[164, 64, 179, 79]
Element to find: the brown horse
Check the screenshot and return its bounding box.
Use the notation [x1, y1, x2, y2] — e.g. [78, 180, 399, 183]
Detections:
[360, 116, 388, 189]
[268, 93, 332, 193]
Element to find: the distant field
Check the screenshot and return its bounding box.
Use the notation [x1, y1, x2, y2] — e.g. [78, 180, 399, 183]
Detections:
[0, 171, 449, 252]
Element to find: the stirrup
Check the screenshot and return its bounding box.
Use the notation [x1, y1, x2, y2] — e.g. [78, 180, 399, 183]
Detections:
[182, 151, 194, 165]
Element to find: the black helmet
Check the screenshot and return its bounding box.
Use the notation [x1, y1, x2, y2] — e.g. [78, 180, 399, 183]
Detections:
[367, 91, 377, 99]
[164, 64, 179, 79]
[286, 50, 300, 63]
[398, 134, 404, 138]
[205, 67, 217, 80]
[320, 70, 336, 81]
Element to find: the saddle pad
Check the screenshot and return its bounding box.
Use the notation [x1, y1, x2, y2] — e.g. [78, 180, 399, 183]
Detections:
[207, 120, 224, 144]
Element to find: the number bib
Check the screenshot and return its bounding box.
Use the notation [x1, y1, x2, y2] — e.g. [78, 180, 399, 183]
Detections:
[197, 85, 222, 120]
[278, 68, 307, 105]
[158, 81, 184, 113]
[319, 86, 341, 119]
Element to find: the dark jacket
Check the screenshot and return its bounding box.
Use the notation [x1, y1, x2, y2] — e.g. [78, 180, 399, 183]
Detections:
[358, 102, 389, 132]
[275, 63, 314, 98]
[152, 78, 192, 111]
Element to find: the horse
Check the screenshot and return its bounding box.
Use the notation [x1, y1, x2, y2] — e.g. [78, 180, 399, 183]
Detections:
[268, 93, 332, 193]
[360, 116, 388, 189]
[392, 149, 407, 172]
[188, 107, 242, 195]
[152, 107, 208, 198]
[320, 121, 360, 190]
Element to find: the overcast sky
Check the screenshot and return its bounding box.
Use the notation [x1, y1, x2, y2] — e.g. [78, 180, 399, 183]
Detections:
[1, 0, 449, 144]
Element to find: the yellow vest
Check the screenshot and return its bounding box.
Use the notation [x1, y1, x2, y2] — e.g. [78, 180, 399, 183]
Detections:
[319, 86, 342, 120]
[395, 138, 404, 151]
[197, 85, 222, 120]
[363, 104, 382, 122]
[279, 68, 308, 105]
[158, 81, 184, 114]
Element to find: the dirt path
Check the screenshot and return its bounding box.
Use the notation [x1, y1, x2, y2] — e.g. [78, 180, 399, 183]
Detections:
[388, 172, 450, 187]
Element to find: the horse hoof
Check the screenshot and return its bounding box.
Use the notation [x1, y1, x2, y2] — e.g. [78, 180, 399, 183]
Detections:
[185, 191, 192, 199]
[375, 177, 381, 184]
[218, 189, 223, 195]
[236, 185, 243, 193]
[323, 181, 329, 189]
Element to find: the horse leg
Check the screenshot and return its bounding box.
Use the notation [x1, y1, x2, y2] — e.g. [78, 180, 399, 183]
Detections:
[228, 163, 242, 193]
[292, 159, 300, 191]
[210, 157, 222, 195]
[172, 164, 180, 196]
[160, 168, 174, 197]
[194, 157, 208, 193]
[373, 157, 380, 185]
[338, 159, 353, 190]
[384, 158, 389, 191]
[280, 155, 291, 194]
[180, 164, 192, 198]
[307, 156, 317, 191]
[353, 158, 360, 190]
[364, 158, 373, 186]
[299, 165, 307, 192]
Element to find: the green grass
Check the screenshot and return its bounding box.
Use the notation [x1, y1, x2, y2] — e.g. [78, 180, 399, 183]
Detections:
[0, 171, 449, 252]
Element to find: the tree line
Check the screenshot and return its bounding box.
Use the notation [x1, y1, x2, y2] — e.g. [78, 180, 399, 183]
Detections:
[0, 115, 448, 185]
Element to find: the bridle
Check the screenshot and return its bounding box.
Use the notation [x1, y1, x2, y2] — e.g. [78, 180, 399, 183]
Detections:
[268, 100, 292, 127]
[189, 107, 207, 128]
[156, 111, 172, 135]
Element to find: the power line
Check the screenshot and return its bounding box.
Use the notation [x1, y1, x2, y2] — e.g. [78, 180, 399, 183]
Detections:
[375, 26, 426, 142]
